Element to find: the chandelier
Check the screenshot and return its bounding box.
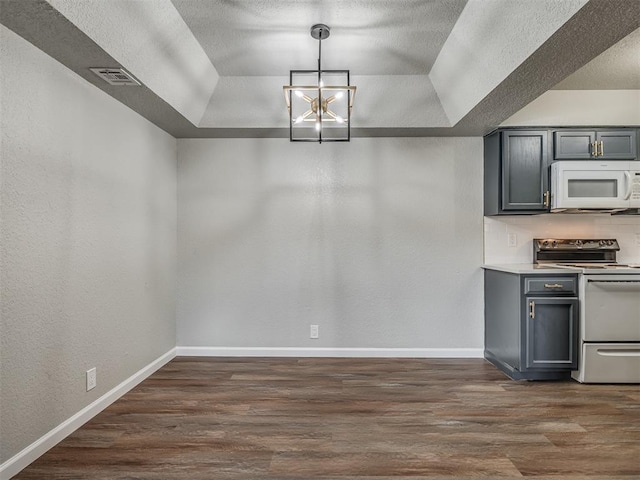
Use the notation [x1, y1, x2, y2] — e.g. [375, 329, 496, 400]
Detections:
[283, 24, 356, 142]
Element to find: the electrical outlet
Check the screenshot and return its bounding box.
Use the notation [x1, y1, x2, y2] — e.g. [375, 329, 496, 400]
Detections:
[310, 324, 319, 339]
[507, 233, 517, 248]
[86, 367, 96, 391]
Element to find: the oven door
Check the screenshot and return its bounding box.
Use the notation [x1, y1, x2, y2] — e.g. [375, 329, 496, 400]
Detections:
[582, 275, 640, 341]
[551, 161, 632, 210]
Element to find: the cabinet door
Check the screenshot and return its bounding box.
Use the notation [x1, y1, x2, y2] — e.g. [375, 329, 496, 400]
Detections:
[501, 131, 549, 211]
[553, 131, 596, 159]
[597, 130, 637, 159]
[524, 297, 578, 369]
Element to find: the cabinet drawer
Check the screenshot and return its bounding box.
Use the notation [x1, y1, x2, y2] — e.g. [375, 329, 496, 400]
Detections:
[524, 277, 576, 295]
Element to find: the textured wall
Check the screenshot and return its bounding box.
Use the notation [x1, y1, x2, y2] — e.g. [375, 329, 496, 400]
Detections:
[177, 137, 484, 350]
[0, 26, 177, 463]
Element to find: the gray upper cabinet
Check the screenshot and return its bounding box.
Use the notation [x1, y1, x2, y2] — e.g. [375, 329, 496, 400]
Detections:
[553, 131, 595, 159]
[597, 130, 637, 159]
[553, 129, 637, 160]
[484, 130, 549, 215]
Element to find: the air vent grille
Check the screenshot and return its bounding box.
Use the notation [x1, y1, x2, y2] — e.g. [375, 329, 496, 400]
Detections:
[90, 68, 141, 86]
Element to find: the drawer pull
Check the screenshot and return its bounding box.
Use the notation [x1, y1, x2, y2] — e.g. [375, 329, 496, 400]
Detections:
[544, 283, 564, 289]
[529, 301, 535, 319]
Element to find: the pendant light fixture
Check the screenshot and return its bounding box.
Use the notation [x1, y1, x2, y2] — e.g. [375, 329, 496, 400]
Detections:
[283, 24, 356, 143]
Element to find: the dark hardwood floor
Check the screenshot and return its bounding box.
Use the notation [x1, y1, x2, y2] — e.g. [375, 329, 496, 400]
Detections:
[15, 357, 640, 479]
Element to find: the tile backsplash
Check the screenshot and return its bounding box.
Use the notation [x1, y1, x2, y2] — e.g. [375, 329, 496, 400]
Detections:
[484, 214, 640, 264]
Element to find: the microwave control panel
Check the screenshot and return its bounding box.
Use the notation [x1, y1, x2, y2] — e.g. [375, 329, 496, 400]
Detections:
[633, 172, 640, 201]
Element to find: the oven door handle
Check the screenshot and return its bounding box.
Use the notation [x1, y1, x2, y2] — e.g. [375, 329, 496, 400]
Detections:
[587, 279, 640, 284]
[597, 348, 640, 357]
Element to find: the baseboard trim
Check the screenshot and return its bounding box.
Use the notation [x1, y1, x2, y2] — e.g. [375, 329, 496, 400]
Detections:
[0, 348, 177, 480]
[176, 346, 483, 358]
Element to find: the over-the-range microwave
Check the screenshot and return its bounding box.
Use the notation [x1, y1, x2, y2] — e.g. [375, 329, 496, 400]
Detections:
[551, 161, 640, 213]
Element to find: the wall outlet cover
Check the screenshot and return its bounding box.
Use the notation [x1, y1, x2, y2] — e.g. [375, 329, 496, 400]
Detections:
[310, 324, 319, 339]
[86, 367, 97, 391]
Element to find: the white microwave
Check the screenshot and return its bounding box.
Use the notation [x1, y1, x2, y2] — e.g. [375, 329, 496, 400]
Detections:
[551, 161, 640, 212]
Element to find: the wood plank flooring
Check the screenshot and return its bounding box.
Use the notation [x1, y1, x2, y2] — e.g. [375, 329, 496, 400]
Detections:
[14, 357, 640, 479]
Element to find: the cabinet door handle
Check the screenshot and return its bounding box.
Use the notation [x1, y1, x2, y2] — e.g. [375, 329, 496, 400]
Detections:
[591, 141, 598, 156]
[544, 283, 564, 289]
[529, 300, 535, 318]
[543, 191, 550, 208]
[599, 141, 604, 156]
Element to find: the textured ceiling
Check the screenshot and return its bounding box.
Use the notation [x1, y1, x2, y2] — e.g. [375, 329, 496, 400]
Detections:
[1, 0, 639, 138]
[553, 26, 640, 90]
[171, 0, 468, 76]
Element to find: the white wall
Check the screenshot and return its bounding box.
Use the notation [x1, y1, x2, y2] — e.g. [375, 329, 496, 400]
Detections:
[484, 215, 640, 265]
[0, 25, 177, 464]
[177, 137, 484, 353]
[501, 90, 640, 126]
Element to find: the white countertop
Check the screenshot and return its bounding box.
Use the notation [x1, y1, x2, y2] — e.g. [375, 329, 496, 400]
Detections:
[482, 264, 581, 274]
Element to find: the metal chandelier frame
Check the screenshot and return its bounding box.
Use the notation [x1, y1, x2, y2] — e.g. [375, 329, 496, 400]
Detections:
[283, 24, 356, 143]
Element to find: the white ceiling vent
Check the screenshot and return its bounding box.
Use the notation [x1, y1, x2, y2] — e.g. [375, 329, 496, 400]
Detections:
[90, 68, 141, 86]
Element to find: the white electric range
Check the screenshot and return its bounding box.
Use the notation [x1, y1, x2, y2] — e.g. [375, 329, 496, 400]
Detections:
[534, 239, 640, 383]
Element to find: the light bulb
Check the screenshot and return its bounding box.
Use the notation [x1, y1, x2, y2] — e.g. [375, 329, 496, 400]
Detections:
[334, 91, 344, 99]
[295, 115, 303, 124]
[315, 122, 321, 132]
[294, 91, 304, 98]
[319, 80, 324, 88]
[335, 116, 344, 123]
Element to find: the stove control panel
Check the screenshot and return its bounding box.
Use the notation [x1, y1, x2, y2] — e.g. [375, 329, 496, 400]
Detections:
[535, 239, 619, 250]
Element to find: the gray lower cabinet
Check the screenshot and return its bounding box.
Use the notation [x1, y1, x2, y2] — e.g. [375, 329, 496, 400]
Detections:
[525, 297, 578, 369]
[485, 270, 578, 380]
[553, 129, 637, 160]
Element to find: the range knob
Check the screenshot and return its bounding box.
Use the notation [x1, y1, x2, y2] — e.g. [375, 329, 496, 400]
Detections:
[574, 240, 583, 247]
[552, 240, 558, 248]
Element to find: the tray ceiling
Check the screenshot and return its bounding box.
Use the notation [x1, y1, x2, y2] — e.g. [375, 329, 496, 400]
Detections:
[171, 0, 467, 76]
[1, 0, 638, 138]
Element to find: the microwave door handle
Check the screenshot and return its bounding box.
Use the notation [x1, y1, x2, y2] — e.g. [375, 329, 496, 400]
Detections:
[623, 171, 632, 200]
